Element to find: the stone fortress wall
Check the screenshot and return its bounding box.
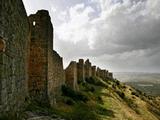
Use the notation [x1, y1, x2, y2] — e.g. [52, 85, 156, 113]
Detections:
[77, 59, 85, 82]
[65, 59, 113, 90]
[28, 10, 52, 105]
[65, 61, 79, 90]
[49, 50, 65, 105]
[28, 10, 65, 106]
[0, 0, 113, 114]
[0, 0, 30, 113]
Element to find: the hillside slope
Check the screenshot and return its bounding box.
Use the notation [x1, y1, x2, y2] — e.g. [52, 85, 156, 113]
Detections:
[6, 77, 159, 120]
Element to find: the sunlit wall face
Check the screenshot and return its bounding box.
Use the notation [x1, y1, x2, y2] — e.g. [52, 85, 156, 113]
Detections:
[23, 0, 160, 73]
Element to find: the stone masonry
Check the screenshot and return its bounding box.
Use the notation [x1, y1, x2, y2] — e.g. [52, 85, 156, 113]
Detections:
[48, 50, 65, 105]
[0, 0, 114, 115]
[65, 59, 114, 91]
[65, 61, 78, 90]
[0, 0, 29, 113]
[28, 10, 65, 106]
[85, 59, 92, 78]
[91, 66, 96, 77]
[77, 59, 85, 82]
[96, 67, 101, 77]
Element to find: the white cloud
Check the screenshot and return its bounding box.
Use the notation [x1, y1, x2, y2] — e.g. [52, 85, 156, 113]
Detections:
[55, 0, 160, 72]
[55, 3, 95, 46]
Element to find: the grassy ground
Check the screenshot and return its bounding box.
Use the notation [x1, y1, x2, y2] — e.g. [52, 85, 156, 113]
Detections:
[48, 77, 160, 120]
[6, 77, 159, 120]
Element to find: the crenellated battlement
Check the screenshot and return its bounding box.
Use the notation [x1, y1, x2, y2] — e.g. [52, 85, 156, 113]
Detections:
[65, 59, 114, 90]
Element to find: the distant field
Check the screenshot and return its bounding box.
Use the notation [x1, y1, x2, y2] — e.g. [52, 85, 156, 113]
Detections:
[114, 72, 160, 96]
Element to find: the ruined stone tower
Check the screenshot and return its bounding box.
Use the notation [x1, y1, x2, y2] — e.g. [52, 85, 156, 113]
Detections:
[77, 59, 85, 82]
[0, 0, 29, 113]
[91, 66, 96, 77]
[28, 10, 65, 106]
[85, 59, 92, 78]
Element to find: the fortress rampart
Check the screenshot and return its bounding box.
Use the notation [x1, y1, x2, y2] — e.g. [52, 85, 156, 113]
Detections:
[0, 0, 114, 114]
[0, 0, 30, 113]
[65, 59, 113, 90]
[28, 10, 65, 106]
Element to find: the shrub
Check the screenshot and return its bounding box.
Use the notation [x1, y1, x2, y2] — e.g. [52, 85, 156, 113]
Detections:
[115, 80, 120, 86]
[77, 79, 83, 84]
[61, 85, 88, 102]
[69, 104, 100, 120]
[112, 83, 117, 90]
[97, 96, 103, 104]
[131, 91, 139, 97]
[122, 85, 127, 89]
[82, 83, 95, 92]
[90, 86, 95, 92]
[124, 97, 140, 114]
[85, 77, 95, 84]
[96, 105, 115, 117]
[85, 77, 106, 87]
[117, 91, 125, 99]
[65, 98, 75, 105]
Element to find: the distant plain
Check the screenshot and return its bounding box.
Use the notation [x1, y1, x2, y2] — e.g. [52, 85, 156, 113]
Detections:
[114, 72, 160, 96]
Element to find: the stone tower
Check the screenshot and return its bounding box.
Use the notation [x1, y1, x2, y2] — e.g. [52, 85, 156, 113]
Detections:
[65, 61, 79, 90]
[28, 10, 65, 106]
[77, 59, 85, 82]
[91, 66, 96, 77]
[85, 59, 92, 78]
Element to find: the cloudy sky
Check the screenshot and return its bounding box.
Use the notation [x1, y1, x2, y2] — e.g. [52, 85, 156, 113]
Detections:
[23, 0, 160, 73]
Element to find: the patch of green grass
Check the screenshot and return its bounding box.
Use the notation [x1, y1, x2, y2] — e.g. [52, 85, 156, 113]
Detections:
[81, 82, 95, 93]
[0, 113, 17, 120]
[96, 96, 104, 104]
[85, 77, 107, 87]
[124, 97, 141, 114]
[115, 90, 141, 114]
[63, 97, 75, 105]
[96, 104, 115, 117]
[61, 85, 89, 102]
[0, 111, 26, 120]
[69, 103, 100, 120]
